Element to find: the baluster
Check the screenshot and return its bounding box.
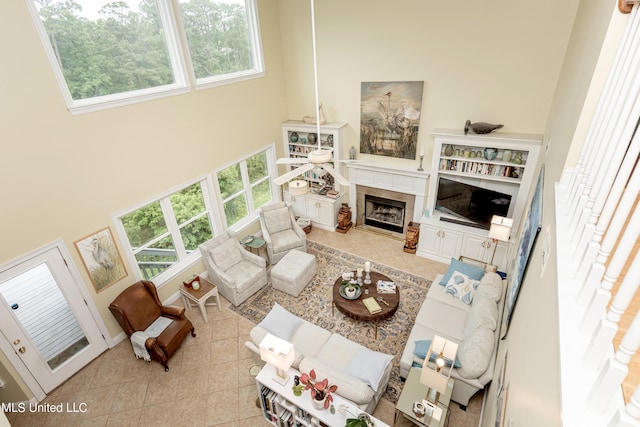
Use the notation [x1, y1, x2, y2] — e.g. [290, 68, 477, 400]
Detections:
[583, 248, 640, 370]
[586, 306, 640, 414]
[580, 202, 640, 332]
[608, 384, 640, 426]
[568, 53, 640, 244]
[577, 167, 640, 308]
[565, 8, 640, 216]
[573, 119, 640, 281]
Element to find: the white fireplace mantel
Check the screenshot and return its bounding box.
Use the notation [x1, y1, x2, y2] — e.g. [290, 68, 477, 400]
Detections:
[345, 161, 430, 224]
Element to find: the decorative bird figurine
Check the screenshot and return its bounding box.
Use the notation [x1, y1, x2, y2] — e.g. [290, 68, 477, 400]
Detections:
[464, 120, 504, 135]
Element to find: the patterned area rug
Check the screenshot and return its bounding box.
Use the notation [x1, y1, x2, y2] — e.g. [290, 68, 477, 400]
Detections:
[230, 241, 432, 403]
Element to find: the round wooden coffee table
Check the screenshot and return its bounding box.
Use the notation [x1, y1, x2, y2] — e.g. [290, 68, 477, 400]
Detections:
[332, 271, 400, 339]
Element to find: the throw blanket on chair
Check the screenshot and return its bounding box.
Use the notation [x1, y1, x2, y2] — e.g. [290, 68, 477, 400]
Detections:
[130, 316, 173, 361]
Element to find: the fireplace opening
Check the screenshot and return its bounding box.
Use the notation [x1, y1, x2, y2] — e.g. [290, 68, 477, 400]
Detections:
[364, 195, 406, 234]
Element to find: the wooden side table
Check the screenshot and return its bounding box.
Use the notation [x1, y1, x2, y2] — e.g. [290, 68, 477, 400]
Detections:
[179, 276, 221, 322]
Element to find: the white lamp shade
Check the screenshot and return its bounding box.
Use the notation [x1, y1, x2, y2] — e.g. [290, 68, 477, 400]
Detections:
[259, 333, 295, 372]
[288, 180, 308, 196]
[420, 335, 459, 395]
[488, 215, 513, 242]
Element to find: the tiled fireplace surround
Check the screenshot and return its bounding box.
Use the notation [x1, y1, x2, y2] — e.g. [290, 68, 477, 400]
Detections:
[345, 162, 429, 236]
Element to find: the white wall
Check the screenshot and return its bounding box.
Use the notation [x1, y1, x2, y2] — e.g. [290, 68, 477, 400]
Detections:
[277, 0, 580, 170]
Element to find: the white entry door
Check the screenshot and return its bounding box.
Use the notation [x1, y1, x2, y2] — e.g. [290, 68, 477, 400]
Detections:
[0, 246, 108, 394]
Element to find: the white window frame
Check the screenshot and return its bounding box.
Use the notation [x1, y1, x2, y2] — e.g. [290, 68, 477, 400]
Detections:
[25, 0, 264, 115]
[112, 175, 223, 287]
[213, 144, 278, 231]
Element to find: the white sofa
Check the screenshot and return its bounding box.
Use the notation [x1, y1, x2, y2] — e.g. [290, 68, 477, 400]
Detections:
[246, 303, 393, 414]
[399, 268, 506, 408]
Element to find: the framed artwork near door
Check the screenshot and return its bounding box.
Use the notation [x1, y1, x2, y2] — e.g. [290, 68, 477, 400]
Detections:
[74, 226, 127, 292]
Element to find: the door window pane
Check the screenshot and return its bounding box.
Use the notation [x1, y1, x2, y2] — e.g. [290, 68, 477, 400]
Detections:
[0, 264, 88, 370]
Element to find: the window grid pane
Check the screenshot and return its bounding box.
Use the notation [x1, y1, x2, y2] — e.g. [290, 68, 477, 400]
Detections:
[247, 151, 268, 184]
[179, 215, 213, 251]
[28, 0, 262, 111]
[35, 0, 175, 101]
[223, 194, 248, 226]
[135, 235, 176, 280]
[170, 182, 208, 225]
[179, 0, 255, 80]
[251, 179, 272, 210]
[121, 201, 167, 248]
[218, 164, 244, 200]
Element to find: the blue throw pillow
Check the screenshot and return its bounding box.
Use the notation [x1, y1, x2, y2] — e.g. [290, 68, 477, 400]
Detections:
[413, 340, 461, 368]
[439, 258, 485, 286]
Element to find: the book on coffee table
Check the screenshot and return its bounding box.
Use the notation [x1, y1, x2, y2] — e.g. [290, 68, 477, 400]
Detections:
[362, 297, 382, 314]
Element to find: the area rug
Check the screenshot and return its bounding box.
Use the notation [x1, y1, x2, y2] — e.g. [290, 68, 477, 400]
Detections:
[230, 240, 432, 403]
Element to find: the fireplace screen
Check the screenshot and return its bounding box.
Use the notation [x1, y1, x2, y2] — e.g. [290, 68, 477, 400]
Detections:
[364, 195, 406, 233]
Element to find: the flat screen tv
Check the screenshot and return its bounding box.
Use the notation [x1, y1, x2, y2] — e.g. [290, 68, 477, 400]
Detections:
[435, 177, 512, 230]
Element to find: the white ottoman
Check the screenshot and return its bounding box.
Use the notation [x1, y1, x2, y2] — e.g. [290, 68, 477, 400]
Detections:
[270, 250, 317, 297]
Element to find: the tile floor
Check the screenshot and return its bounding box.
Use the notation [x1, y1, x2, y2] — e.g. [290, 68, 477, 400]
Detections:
[6, 226, 453, 427]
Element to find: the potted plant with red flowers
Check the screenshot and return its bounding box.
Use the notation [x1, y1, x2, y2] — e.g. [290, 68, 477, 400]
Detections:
[299, 369, 337, 410]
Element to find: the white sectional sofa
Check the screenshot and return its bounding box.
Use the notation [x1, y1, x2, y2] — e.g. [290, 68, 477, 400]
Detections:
[246, 303, 393, 414]
[399, 265, 506, 408]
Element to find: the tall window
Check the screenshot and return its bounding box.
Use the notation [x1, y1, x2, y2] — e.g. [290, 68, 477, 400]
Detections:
[115, 179, 218, 282]
[27, 0, 263, 113]
[216, 148, 275, 228]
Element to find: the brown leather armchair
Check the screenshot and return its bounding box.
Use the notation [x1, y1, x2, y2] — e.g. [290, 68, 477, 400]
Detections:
[109, 280, 195, 371]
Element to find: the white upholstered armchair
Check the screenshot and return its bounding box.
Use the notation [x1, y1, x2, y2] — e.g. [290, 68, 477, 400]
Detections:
[199, 230, 267, 306]
[258, 201, 307, 264]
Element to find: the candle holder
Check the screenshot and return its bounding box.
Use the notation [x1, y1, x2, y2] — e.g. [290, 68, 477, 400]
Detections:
[364, 271, 371, 285]
[417, 155, 424, 171]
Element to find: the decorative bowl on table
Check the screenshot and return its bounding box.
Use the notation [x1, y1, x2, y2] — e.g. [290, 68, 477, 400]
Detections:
[241, 236, 254, 244]
[339, 282, 362, 300]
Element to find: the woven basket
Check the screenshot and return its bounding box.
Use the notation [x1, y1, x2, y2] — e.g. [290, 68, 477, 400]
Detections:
[296, 217, 312, 234]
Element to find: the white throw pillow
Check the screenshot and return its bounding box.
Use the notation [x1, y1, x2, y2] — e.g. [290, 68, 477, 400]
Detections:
[457, 326, 495, 379]
[209, 238, 243, 271]
[462, 296, 498, 338]
[257, 303, 303, 342]
[343, 348, 393, 392]
[475, 276, 502, 302]
[444, 271, 480, 305]
[264, 207, 292, 234]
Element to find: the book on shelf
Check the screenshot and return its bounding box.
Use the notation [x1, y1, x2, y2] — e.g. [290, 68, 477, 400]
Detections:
[362, 296, 382, 314]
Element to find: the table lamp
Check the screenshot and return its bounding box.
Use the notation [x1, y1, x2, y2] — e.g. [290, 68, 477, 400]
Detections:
[259, 333, 295, 385]
[420, 335, 458, 403]
[288, 180, 308, 196]
[486, 215, 513, 272]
